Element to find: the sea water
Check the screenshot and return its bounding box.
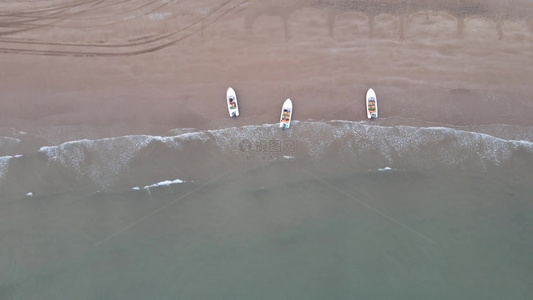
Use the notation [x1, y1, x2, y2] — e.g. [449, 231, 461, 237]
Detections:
[0, 120, 532, 299]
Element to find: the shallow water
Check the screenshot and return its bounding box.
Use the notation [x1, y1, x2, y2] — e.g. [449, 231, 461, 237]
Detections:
[1, 121, 532, 299]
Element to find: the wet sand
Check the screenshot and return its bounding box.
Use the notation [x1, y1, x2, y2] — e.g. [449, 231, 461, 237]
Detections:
[1, 0, 533, 138]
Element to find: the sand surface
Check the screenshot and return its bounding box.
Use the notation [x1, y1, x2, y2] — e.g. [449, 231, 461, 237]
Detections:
[1, 0, 533, 138]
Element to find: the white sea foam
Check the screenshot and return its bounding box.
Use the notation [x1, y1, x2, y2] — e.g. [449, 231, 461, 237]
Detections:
[204, 121, 533, 165]
[19, 121, 533, 190]
[0, 137, 21, 152]
[378, 167, 393, 171]
[208, 123, 278, 154]
[0, 127, 26, 138]
[168, 128, 196, 135]
[0, 156, 11, 179]
[38, 135, 183, 188]
[0, 137, 21, 144]
[144, 179, 185, 190]
[323, 121, 533, 168]
[175, 131, 210, 142]
[26, 192, 33, 197]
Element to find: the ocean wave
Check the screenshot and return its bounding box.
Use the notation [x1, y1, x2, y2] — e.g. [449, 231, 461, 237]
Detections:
[333, 122, 533, 169]
[23, 121, 533, 171]
[38, 135, 183, 188]
[1, 121, 532, 196]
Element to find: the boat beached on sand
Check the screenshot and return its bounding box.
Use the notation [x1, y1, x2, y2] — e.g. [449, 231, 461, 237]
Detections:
[366, 88, 378, 119]
[227, 87, 239, 119]
[280, 99, 293, 130]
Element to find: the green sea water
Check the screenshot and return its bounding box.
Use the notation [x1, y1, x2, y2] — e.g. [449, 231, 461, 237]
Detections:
[1, 159, 531, 299]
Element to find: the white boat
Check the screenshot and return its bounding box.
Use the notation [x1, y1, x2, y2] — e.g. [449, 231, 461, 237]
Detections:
[227, 87, 239, 118]
[280, 99, 293, 130]
[366, 88, 378, 119]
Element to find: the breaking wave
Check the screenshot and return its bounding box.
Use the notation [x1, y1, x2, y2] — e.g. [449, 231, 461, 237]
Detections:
[1, 121, 532, 199]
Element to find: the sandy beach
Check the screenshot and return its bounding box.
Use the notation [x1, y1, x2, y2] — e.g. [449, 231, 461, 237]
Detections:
[1, 0, 532, 140]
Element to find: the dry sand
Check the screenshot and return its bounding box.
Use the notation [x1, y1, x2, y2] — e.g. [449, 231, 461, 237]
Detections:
[1, 0, 532, 138]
